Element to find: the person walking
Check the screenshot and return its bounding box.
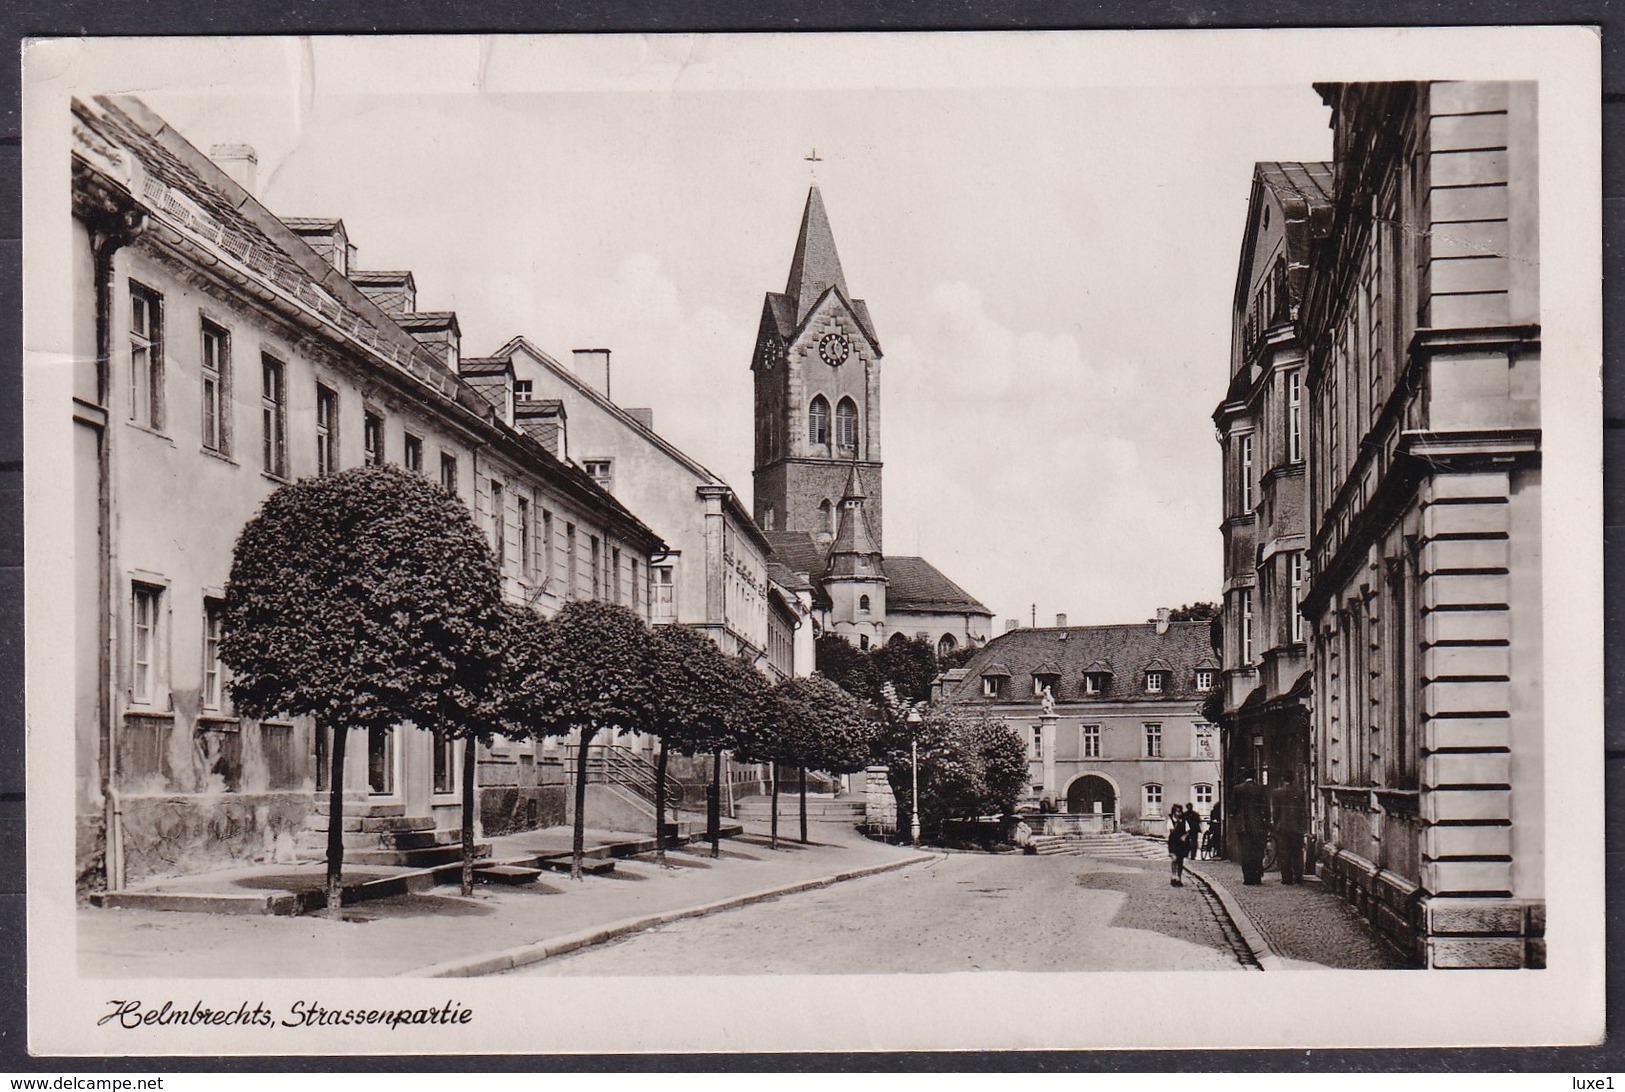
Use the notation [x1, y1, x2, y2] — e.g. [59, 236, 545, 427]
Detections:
[1232, 776, 1269, 885]
[1270, 769, 1307, 884]
[1167, 804, 1189, 887]
[1181, 802, 1201, 863]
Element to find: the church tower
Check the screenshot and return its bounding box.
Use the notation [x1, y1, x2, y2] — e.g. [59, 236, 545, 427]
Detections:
[823, 462, 888, 646]
[751, 186, 883, 548]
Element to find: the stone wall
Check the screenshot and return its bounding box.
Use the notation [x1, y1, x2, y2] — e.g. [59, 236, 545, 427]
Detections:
[117, 791, 311, 886]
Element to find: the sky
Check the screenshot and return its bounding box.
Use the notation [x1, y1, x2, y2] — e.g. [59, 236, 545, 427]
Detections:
[70, 35, 1335, 627]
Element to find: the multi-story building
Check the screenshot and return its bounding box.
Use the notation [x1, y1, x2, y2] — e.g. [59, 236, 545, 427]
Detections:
[67, 95, 665, 892]
[1212, 162, 1333, 839]
[940, 613, 1221, 834]
[1298, 81, 1542, 967]
[750, 187, 993, 655]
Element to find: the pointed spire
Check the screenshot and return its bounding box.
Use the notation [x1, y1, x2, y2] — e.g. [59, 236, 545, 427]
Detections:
[826, 465, 884, 580]
[785, 186, 849, 324]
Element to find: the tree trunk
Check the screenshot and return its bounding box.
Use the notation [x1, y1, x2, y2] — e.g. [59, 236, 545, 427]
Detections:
[571, 727, 595, 881]
[710, 750, 722, 858]
[324, 725, 349, 920]
[770, 763, 780, 850]
[654, 739, 670, 867]
[799, 765, 809, 844]
[460, 734, 478, 897]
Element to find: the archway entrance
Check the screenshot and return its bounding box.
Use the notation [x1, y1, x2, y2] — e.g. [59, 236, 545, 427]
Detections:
[1066, 775, 1117, 832]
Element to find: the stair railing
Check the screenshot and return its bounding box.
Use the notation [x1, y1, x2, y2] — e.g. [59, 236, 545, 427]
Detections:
[564, 743, 685, 811]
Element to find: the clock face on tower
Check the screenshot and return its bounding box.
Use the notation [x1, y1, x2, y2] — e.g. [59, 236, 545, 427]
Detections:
[818, 332, 851, 367]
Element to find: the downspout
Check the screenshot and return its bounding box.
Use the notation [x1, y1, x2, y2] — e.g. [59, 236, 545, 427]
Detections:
[90, 205, 145, 891]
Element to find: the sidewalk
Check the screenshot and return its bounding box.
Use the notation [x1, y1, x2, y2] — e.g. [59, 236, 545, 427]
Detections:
[1186, 857, 1413, 970]
[78, 820, 930, 978]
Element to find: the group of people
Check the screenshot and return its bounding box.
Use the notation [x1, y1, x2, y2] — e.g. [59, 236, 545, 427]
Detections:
[1167, 770, 1307, 889]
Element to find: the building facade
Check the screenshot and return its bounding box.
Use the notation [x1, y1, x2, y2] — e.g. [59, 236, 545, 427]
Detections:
[751, 187, 993, 654]
[940, 615, 1221, 834]
[1298, 81, 1542, 967]
[1212, 162, 1333, 845]
[69, 95, 666, 892]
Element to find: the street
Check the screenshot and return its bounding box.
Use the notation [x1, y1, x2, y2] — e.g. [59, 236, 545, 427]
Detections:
[509, 848, 1253, 975]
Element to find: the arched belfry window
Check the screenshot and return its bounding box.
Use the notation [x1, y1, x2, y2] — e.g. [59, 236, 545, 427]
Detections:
[859, 594, 872, 615]
[808, 396, 830, 446]
[835, 398, 859, 451]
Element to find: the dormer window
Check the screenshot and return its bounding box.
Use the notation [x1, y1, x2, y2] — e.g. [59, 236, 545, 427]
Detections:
[1084, 674, 1103, 696]
[1145, 671, 1165, 694]
[982, 676, 1002, 698]
[1032, 666, 1061, 698]
[1196, 669, 1214, 692]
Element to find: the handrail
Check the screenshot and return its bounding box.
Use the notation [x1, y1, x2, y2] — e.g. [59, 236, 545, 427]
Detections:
[563, 743, 685, 810]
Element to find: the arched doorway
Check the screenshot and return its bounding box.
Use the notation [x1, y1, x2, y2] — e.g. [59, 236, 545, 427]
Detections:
[1066, 774, 1117, 832]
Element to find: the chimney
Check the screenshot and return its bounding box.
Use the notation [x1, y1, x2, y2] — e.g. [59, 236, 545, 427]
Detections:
[1156, 607, 1171, 636]
[209, 143, 258, 194]
[572, 348, 611, 399]
[1056, 613, 1068, 628]
[626, 407, 654, 432]
[1005, 619, 1019, 633]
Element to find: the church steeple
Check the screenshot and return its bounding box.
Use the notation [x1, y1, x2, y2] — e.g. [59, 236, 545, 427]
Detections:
[826, 463, 883, 580]
[785, 186, 849, 325]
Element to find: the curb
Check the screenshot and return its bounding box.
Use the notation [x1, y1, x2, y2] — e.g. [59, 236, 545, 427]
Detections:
[1183, 862, 1287, 972]
[405, 851, 937, 977]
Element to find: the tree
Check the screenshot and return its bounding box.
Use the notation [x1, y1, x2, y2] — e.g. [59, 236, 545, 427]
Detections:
[870, 635, 941, 704]
[715, 654, 772, 856]
[1162, 602, 1221, 622]
[644, 625, 739, 865]
[732, 678, 793, 849]
[814, 633, 879, 701]
[524, 600, 656, 879]
[874, 690, 1027, 843]
[774, 674, 876, 844]
[220, 464, 503, 917]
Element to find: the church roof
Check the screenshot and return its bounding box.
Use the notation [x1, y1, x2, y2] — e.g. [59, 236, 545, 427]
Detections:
[881, 556, 991, 615]
[763, 187, 880, 348]
[944, 621, 1216, 706]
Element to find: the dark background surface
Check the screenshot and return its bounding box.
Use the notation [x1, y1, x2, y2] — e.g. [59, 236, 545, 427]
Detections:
[0, 1, 1617, 1073]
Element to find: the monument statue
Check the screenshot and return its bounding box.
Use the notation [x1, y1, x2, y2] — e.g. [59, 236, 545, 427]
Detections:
[1041, 685, 1056, 716]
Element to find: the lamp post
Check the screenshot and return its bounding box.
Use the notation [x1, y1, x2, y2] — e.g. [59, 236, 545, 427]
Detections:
[907, 705, 923, 847]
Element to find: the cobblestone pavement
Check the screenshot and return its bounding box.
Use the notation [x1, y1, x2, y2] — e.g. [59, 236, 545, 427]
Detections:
[1194, 857, 1413, 970]
[511, 851, 1250, 975]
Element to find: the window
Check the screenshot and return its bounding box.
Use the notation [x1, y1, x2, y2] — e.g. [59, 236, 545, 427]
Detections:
[565, 523, 578, 599]
[367, 725, 393, 795]
[819, 498, 834, 535]
[1195, 669, 1214, 692]
[202, 598, 226, 712]
[1240, 588, 1255, 665]
[403, 433, 423, 474]
[651, 563, 674, 622]
[630, 558, 640, 613]
[1288, 371, 1303, 463]
[517, 496, 532, 577]
[612, 547, 622, 603]
[513, 379, 533, 403]
[1034, 673, 1060, 698]
[1238, 432, 1254, 510]
[315, 385, 338, 476]
[859, 635, 870, 651]
[808, 395, 830, 446]
[1142, 783, 1164, 819]
[200, 320, 230, 455]
[982, 675, 1004, 698]
[1145, 671, 1164, 694]
[541, 510, 554, 582]
[584, 459, 613, 491]
[1289, 552, 1305, 643]
[490, 480, 506, 565]
[1194, 783, 1214, 812]
[859, 594, 871, 615]
[129, 284, 164, 429]
[440, 452, 459, 496]
[1143, 722, 1163, 758]
[763, 505, 776, 531]
[1194, 723, 1216, 760]
[590, 536, 602, 599]
[363, 411, 384, 467]
[835, 397, 859, 450]
[1084, 673, 1104, 696]
[1031, 726, 1043, 759]
[1081, 724, 1101, 759]
[432, 735, 456, 795]
[130, 582, 164, 704]
[260, 355, 287, 478]
[937, 633, 957, 657]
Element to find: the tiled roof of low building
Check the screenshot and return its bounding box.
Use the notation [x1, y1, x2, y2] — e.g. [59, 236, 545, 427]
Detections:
[882, 556, 990, 614]
[945, 620, 1217, 706]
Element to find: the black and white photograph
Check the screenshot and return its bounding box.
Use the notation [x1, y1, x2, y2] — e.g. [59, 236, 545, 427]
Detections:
[21, 28, 1604, 1055]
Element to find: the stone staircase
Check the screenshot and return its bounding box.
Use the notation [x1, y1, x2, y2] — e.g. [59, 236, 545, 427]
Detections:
[298, 799, 489, 868]
[1026, 832, 1168, 860]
